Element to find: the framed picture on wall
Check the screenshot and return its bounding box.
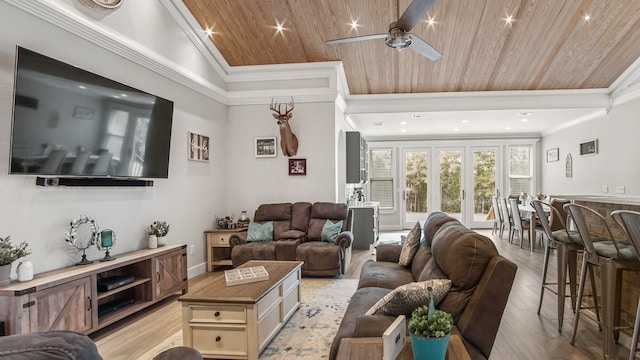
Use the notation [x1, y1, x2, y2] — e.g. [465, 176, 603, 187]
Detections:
[579, 139, 598, 156]
[288, 158, 306, 176]
[188, 131, 210, 161]
[546, 148, 559, 162]
[255, 137, 277, 158]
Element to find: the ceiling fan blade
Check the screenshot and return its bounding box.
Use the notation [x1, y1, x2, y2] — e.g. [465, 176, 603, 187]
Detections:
[397, 0, 436, 32]
[408, 34, 441, 60]
[326, 33, 387, 44]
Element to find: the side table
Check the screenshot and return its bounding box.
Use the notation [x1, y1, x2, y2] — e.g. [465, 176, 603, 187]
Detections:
[204, 228, 247, 271]
[336, 334, 471, 360]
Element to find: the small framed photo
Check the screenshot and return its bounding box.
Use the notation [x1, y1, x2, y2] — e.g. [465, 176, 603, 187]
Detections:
[188, 131, 210, 161]
[73, 106, 95, 120]
[546, 148, 559, 162]
[288, 158, 306, 176]
[579, 139, 598, 156]
[255, 137, 277, 158]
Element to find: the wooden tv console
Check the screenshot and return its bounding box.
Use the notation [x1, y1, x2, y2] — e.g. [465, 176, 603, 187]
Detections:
[0, 244, 187, 335]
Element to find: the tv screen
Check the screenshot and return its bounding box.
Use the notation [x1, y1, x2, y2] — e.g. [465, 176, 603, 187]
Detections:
[9, 47, 174, 178]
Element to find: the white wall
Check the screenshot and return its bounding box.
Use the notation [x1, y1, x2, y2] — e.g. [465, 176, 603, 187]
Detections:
[225, 101, 341, 216]
[541, 96, 640, 197]
[0, 1, 227, 277]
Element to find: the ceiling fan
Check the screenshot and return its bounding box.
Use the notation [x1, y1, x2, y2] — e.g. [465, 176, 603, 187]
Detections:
[326, 0, 441, 61]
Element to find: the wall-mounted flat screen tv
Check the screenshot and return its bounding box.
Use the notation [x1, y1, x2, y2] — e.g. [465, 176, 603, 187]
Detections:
[9, 47, 174, 178]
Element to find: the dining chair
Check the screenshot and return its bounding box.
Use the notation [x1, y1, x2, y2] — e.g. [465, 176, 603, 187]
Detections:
[91, 151, 113, 175]
[38, 149, 67, 174]
[565, 203, 640, 357]
[509, 198, 530, 248]
[610, 210, 640, 360]
[491, 196, 504, 238]
[70, 151, 90, 175]
[498, 197, 512, 241]
[531, 200, 590, 331]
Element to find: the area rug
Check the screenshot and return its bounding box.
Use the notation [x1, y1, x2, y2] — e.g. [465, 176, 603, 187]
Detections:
[138, 278, 358, 360]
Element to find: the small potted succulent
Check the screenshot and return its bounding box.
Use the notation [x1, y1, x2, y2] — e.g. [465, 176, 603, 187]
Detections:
[0, 235, 31, 286]
[408, 287, 453, 360]
[147, 221, 170, 247]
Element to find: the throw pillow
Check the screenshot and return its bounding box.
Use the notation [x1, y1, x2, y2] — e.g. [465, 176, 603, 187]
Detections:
[365, 278, 452, 317]
[398, 221, 421, 267]
[321, 220, 343, 243]
[246, 221, 273, 242]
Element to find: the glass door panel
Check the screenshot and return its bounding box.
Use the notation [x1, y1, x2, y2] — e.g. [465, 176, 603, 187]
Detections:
[402, 149, 429, 229]
[471, 147, 498, 228]
[438, 149, 463, 222]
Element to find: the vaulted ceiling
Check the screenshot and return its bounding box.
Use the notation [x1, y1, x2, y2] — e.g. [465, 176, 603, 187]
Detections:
[182, 0, 640, 96]
[182, 0, 640, 135]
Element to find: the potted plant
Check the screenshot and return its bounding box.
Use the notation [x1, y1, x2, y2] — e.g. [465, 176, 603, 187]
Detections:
[147, 221, 170, 247]
[0, 235, 31, 286]
[408, 287, 453, 360]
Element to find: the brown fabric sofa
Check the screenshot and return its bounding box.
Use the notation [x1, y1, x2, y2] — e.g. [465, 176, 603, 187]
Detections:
[329, 212, 517, 360]
[229, 202, 354, 276]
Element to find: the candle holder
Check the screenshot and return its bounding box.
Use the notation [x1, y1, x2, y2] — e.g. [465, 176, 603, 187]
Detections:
[97, 229, 116, 261]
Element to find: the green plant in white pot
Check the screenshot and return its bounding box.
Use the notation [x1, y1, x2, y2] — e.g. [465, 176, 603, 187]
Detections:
[0, 235, 31, 286]
[408, 287, 453, 360]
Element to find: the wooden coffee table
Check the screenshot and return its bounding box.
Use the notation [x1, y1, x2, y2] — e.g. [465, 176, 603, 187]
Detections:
[179, 260, 303, 360]
[337, 333, 471, 360]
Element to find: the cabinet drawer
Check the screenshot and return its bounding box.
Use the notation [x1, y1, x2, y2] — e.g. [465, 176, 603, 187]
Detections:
[257, 287, 281, 320]
[209, 234, 230, 246]
[282, 286, 299, 319]
[188, 305, 246, 324]
[189, 324, 247, 357]
[282, 271, 299, 294]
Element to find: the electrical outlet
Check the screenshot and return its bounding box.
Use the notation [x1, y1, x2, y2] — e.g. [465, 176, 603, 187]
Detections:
[602, 185, 609, 193]
[190, 244, 195, 254]
[616, 186, 626, 194]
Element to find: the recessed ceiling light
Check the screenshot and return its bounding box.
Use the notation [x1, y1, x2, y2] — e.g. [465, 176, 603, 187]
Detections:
[400, 121, 407, 125]
[453, 128, 460, 132]
[517, 112, 532, 117]
[274, 21, 286, 34]
[583, 14, 591, 21]
[426, 16, 437, 28]
[372, 121, 384, 126]
[120, 94, 127, 97]
[504, 15, 514, 25]
[78, 85, 87, 89]
[411, 114, 425, 119]
[401, 129, 407, 133]
[350, 19, 360, 30]
[204, 28, 214, 36]
[461, 119, 468, 124]
[505, 126, 511, 130]
[521, 118, 529, 122]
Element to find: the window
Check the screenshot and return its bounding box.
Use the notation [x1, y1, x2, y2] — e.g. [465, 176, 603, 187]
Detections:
[369, 148, 394, 209]
[508, 145, 532, 196]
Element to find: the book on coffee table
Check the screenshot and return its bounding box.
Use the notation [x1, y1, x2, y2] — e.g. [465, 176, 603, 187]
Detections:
[224, 265, 270, 286]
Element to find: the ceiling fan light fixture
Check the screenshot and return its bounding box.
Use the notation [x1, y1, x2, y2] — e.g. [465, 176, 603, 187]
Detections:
[385, 28, 412, 50]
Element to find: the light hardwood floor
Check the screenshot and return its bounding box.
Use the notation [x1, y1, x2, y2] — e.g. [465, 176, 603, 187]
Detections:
[92, 230, 633, 359]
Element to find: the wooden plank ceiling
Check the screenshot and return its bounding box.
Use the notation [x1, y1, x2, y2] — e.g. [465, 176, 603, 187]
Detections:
[182, 0, 640, 95]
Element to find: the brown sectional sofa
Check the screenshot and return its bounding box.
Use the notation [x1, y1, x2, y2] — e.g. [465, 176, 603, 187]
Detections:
[329, 212, 517, 360]
[229, 202, 353, 276]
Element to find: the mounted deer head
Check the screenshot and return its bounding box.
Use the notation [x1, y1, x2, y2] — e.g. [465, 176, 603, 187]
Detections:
[270, 97, 299, 156]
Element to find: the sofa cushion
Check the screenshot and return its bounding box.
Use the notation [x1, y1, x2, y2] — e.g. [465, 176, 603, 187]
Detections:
[247, 221, 273, 242]
[398, 221, 421, 266]
[308, 202, 348, 241]
[230, 242, 276, 267]
[321, 220, 343, 243]
[254, 203, 293, 240]
[430, 222, 499, 321]
[365, 279, 452, 317]
[410, 240, 432, 280]
[291, 202, 312, 232]
[423, 212, 458, 245]
[296, 241, 342, 272]
[358, 259, 415, 290]
[0, 330, 103, 360]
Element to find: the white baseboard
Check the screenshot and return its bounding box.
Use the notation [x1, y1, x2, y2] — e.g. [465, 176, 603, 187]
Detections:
[187, 262, 207, 279]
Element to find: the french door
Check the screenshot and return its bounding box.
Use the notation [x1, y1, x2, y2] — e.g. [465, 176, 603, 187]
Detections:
[401, 146, 500, 229]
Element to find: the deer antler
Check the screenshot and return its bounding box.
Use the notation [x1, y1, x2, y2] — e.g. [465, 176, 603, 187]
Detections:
[270, 97, 294, 117]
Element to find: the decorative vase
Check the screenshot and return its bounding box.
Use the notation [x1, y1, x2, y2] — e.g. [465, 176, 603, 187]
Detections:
[157, 236, 167, 247]
[148, 235, 158, 249]
[410, 332, 450, 360]
[0, 264, 12, 287]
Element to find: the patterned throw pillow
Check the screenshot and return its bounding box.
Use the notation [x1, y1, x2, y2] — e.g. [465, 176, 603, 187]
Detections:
[321, 220, 343, 243]
[398, 221, 421, 267]
[365, 279, 452, 316]
[247, 221, 273, 242]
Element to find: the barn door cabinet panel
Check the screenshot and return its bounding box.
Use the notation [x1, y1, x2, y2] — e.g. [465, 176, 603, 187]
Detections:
[0, 244, 187, 335]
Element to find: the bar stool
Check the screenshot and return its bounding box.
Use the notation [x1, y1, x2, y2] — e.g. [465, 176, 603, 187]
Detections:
[565, 204, 640, 358]
[611, 210, 640, 360]
[491, 196, 504, 238]
[531, 200, 588, 331]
